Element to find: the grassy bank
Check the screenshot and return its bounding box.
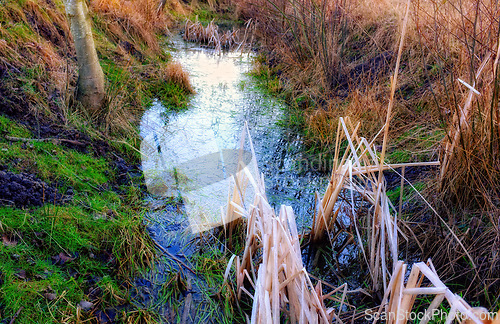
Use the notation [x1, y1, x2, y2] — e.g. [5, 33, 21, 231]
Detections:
[0, 0, 193, 322]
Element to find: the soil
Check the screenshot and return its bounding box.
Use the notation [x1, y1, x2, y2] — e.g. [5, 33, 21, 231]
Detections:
[0, 169, 70, 207]
[383, 165, 437, 189]
[0, 79, 142, 207]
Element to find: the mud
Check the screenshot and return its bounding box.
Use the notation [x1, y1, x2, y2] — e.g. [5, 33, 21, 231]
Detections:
[383, 165, 437, 189]
[0, 169, 71, 207]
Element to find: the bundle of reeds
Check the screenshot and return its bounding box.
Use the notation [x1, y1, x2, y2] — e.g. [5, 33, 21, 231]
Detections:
[183, 18, 242, 53]
[376, 259, 500, 324]
[311, 117, 413, 290]
[225, 127, 346, 323]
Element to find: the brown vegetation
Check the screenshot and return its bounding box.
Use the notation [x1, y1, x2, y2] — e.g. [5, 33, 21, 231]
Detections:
[163, 61, 195, 94]
[89, 0, 173, 53]
[0, 0, 193, 140]
[227, 0, 500, 311]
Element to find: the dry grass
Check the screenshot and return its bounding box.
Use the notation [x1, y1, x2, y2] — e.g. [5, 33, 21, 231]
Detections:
[163, 61, 195, 94]
[402, 0, 500, 302]
[234, 0, 445, 146]
[90, 0, 174, 53]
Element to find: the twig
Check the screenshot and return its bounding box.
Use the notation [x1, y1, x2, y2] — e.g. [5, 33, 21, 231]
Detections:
[181, 278, 193, 324]
[6, 136, 85, 147]
[9, 306, 23, 324]
[152, 240, 196, 275]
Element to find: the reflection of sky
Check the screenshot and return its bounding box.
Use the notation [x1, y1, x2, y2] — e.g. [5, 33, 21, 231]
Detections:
[140, 36, 328, 232]
[140, 38, 277, 232]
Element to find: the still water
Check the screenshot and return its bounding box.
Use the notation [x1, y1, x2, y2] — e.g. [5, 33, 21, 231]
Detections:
[136, 36, 328, 321]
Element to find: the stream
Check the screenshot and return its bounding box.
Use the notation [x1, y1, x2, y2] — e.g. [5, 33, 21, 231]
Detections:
[135, 35, 329, 321]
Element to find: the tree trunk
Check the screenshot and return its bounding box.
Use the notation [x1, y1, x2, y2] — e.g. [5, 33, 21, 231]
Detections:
[65, 0, 105, 117]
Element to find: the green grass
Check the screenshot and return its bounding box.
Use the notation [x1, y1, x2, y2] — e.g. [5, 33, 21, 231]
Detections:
[386, 126, 444, 164]
[191, 247, 246, 323]
[143, 79, 192, 111]
[0, 199, 154, 322]
[386, 181, 426, 208]
[0, 116, 154, 323]
[0, 138, 110, 193]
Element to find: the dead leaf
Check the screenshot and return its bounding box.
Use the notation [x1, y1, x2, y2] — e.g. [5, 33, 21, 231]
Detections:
[78, 300, 94, 311]
[51, 252, 75, 265]
[43, 293, 57, 301]
[14, 269, 26, 280]
[2, 233, 17, 247]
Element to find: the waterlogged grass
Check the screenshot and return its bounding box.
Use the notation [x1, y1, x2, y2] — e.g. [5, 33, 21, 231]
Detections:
[250, 55, 285, 97]
[144, 79, 191, 111]
[191, 246, 247, 323]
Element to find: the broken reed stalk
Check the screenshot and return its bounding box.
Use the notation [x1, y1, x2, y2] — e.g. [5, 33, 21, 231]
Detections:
[222, 127, 252, 250]
[313, 117, 407, 290]
[439, 54, 491, 186]
[375, 259, 500, 324]
[224, 123, 492, 323]
[371, 0, 410, 290]
[226, 125, 346, 323]
[439, 55, 491, 185]
[311, 0, 413, 291]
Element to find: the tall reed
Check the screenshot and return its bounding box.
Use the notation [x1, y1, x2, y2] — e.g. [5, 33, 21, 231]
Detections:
[413, 0, 500, 210]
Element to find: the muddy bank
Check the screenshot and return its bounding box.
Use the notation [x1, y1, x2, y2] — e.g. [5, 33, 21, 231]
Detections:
[0, 170, 70, 207]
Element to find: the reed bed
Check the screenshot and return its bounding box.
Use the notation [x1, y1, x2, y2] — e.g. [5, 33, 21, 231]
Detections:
[311, 116, 440, 290]
[183, 18, 252, 53]
[214, 0, 500, 315]
[224, 126, 346, 323]
[224, 123, 498, 323]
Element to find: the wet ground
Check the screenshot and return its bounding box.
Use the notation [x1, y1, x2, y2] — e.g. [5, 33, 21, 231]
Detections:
[136, 36, 331, 321]
[141, 35, 328, 232]
[0, 169, 69, 207]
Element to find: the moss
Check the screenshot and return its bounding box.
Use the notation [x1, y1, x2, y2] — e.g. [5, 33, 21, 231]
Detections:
[386, 181, 426, 207]
[0, 115, 32, 138]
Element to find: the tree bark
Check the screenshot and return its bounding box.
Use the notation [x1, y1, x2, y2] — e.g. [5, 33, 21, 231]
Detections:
[65, 0, 105, 116]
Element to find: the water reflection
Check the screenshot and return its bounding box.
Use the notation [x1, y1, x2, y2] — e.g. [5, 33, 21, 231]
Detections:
[140, 36, 328, 233]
